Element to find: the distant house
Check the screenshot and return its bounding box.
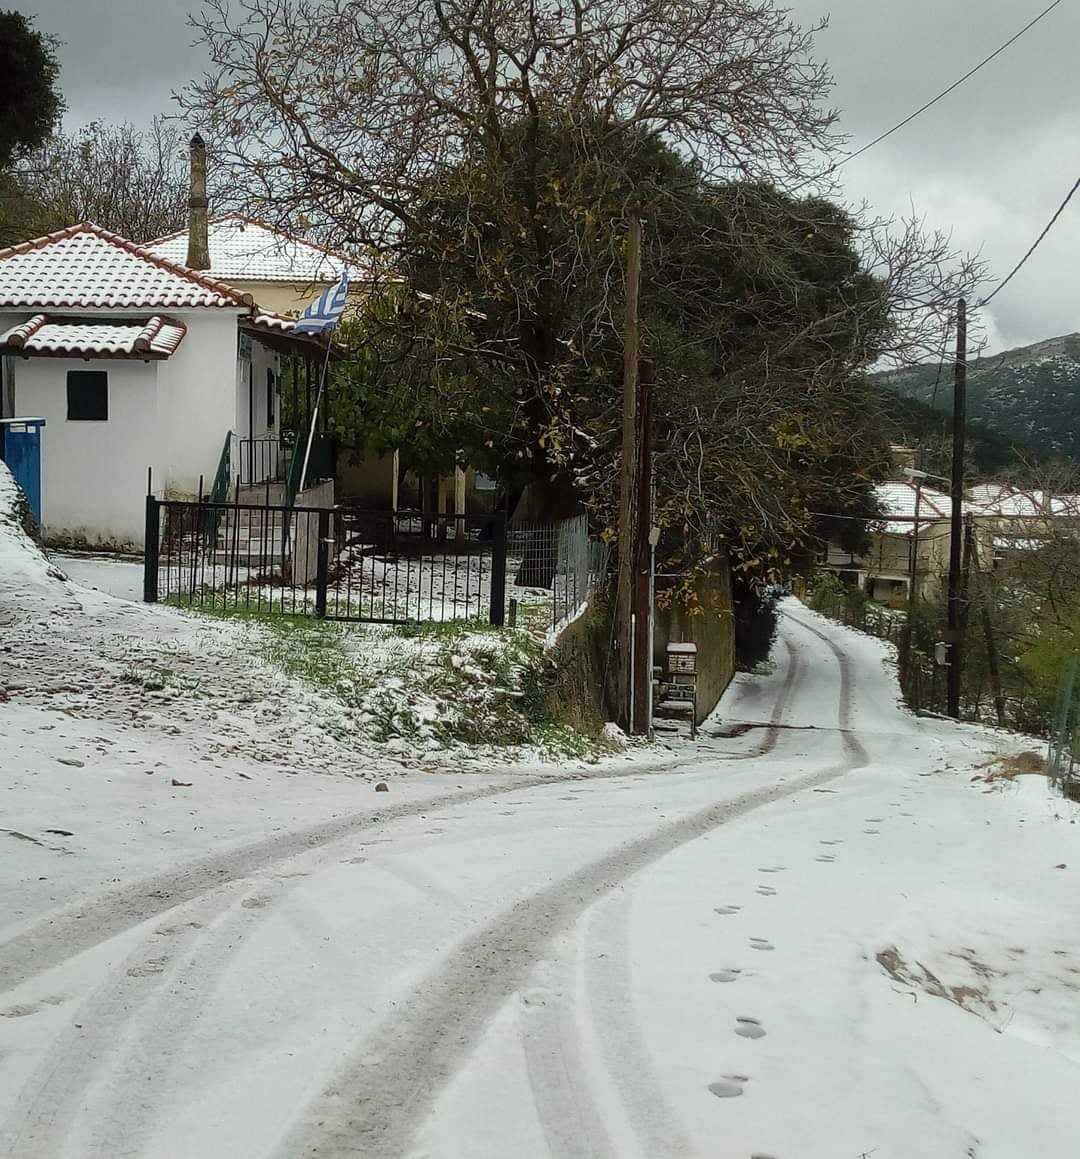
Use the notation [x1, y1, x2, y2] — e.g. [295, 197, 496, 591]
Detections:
[823, 480, 953, 602]
[145, 213, 362, 317]
[822, 479, 1080, 602]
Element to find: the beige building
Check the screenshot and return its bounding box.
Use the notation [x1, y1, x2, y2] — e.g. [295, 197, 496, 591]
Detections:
[824, 480, 953, 603]
[824, 481, 1080, 603]
[146, 214, 367, 318]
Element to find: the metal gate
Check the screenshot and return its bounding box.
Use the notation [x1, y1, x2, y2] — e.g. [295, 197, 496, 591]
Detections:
[144, 495, 507, 626]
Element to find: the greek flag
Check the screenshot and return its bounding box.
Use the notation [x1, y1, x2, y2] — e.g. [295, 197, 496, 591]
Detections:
[294, 270, 350, 333]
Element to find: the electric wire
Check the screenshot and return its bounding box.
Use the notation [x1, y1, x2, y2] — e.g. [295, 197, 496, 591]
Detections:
[977, 173, 1080, 307]
[796, 0, 1065, 190]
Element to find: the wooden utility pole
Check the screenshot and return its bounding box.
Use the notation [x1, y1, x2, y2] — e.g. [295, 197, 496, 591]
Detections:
[632, 358, 655, 733]
[617, 215, 642, 731]
[946, 298, 967, 718]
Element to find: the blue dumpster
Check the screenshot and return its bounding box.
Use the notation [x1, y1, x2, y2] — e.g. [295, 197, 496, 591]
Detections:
[0, 417, 45, 524]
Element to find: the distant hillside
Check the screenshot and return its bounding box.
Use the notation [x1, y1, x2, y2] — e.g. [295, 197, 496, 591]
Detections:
[871, 333, 1080, 462]
[874, 389, 1035, 477]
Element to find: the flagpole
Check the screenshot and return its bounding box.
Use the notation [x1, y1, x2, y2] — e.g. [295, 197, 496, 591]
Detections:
[292, 268, 348, 496]
[298, 337, 333, 495]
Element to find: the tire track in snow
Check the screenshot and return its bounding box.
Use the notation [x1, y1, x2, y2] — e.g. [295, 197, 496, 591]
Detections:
[0, 744, 763, 996]
[519, 954, 621, 1159]
[79, 882, 295, 1158]
[752, 635, 802, 756]
[517, 635, 809, 1159]
[584, 887, 699, 1157]
[0, 886, 246, 1158]
[275, 750, 869, 1157]
[782, 612, 869, 762]
[704, 635, 801, 758]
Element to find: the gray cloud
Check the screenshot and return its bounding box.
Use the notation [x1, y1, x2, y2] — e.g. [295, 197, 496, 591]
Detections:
[18, 0, 1077, 353]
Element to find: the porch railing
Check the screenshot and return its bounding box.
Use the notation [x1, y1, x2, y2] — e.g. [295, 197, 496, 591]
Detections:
[235, 435, 285, 486]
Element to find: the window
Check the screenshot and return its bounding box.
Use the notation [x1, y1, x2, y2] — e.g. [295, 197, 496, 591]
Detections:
[67, 370, 108, 421]
[266, 368, 275, 428]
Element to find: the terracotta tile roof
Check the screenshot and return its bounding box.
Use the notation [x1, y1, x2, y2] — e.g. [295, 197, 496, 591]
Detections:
[247, 309, 299, 333]
[241, 309, 337, 353]
[0, 314, 187, 358]
[146, 214, 365, 284]
[0, 223, 253, 310]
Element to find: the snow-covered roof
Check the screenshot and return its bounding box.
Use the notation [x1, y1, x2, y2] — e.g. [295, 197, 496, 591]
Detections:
[247, 310, 299, 334]
[0, 313, 186, 359]
[992, 536, 1047, 552]
[240, 309, 334, 352]
[967, 483, 1080, 518]
[146, 215, 362, 285]
[0, 223, 252, 310]
[874, 481, 952, 528]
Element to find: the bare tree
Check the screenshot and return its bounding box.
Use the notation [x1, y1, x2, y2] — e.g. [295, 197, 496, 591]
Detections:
[183, 0, 838, 244]
[16, 119, 190, 243]
[180, 0, 984, 591]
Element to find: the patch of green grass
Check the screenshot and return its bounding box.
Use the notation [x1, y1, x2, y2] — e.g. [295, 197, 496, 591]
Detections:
[170, 601, 612, 760]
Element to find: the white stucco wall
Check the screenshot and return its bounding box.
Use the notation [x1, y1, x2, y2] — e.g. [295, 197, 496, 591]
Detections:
[3, 308, 249, 546]
[6, 349, 162, 546]
[157, 310, 247, 498]
[236, 336, 280, 441]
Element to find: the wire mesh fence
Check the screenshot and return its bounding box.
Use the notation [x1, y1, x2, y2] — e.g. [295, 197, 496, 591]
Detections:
[1048, 655, 1080, 793]
[508, 514, 610, 629]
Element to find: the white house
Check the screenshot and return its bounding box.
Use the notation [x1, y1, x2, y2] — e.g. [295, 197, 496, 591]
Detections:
[0, 221, 328, 548]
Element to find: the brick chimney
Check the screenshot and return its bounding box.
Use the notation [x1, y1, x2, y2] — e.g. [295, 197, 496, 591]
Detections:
[186, 132, 211, 270]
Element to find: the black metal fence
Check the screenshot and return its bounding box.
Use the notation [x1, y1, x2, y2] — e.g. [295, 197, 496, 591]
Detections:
[144, 495, 507, 625]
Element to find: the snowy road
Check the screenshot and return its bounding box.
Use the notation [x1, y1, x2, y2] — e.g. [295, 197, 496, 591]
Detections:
[2, 604, 1079, 1158]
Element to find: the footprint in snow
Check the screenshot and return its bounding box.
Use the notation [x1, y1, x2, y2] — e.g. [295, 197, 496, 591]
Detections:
[865, 817, 885, 823]
[863, 828, 880, 835]
[714, 905, 742, 915]
[749, 937, 774, 951]
[708, 1074, 749, 1098]
[819, 839, 843, 845]
[815, 854, 836, 863]
[735, 1017, 766, 1039]
[709, 969, 742, 983]
[758, 866, 786, 874]
[756, 885, 777, 896]
[0, 995, 66, 1018]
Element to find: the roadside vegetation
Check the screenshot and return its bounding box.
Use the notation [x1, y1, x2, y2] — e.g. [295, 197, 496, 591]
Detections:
[173, 604, 619, 763]
[806, 545, 1080, 797]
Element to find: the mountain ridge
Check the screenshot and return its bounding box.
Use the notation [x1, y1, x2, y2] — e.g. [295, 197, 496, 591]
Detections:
[871, 332, 1080, 461]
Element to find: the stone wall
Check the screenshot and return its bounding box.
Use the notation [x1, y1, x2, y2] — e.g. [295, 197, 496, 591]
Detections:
[543, 597, 618, 735]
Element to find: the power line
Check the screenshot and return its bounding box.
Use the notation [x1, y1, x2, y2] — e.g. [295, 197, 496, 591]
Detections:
[978, 172, 1080, 307]
[799, 0, 1064, 189]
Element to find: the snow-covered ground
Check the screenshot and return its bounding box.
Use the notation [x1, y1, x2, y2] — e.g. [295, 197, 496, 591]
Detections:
[3, 459, 1079, 1157]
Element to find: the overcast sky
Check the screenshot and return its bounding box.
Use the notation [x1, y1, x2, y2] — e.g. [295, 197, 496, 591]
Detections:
[15, 0, 1080, 355]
